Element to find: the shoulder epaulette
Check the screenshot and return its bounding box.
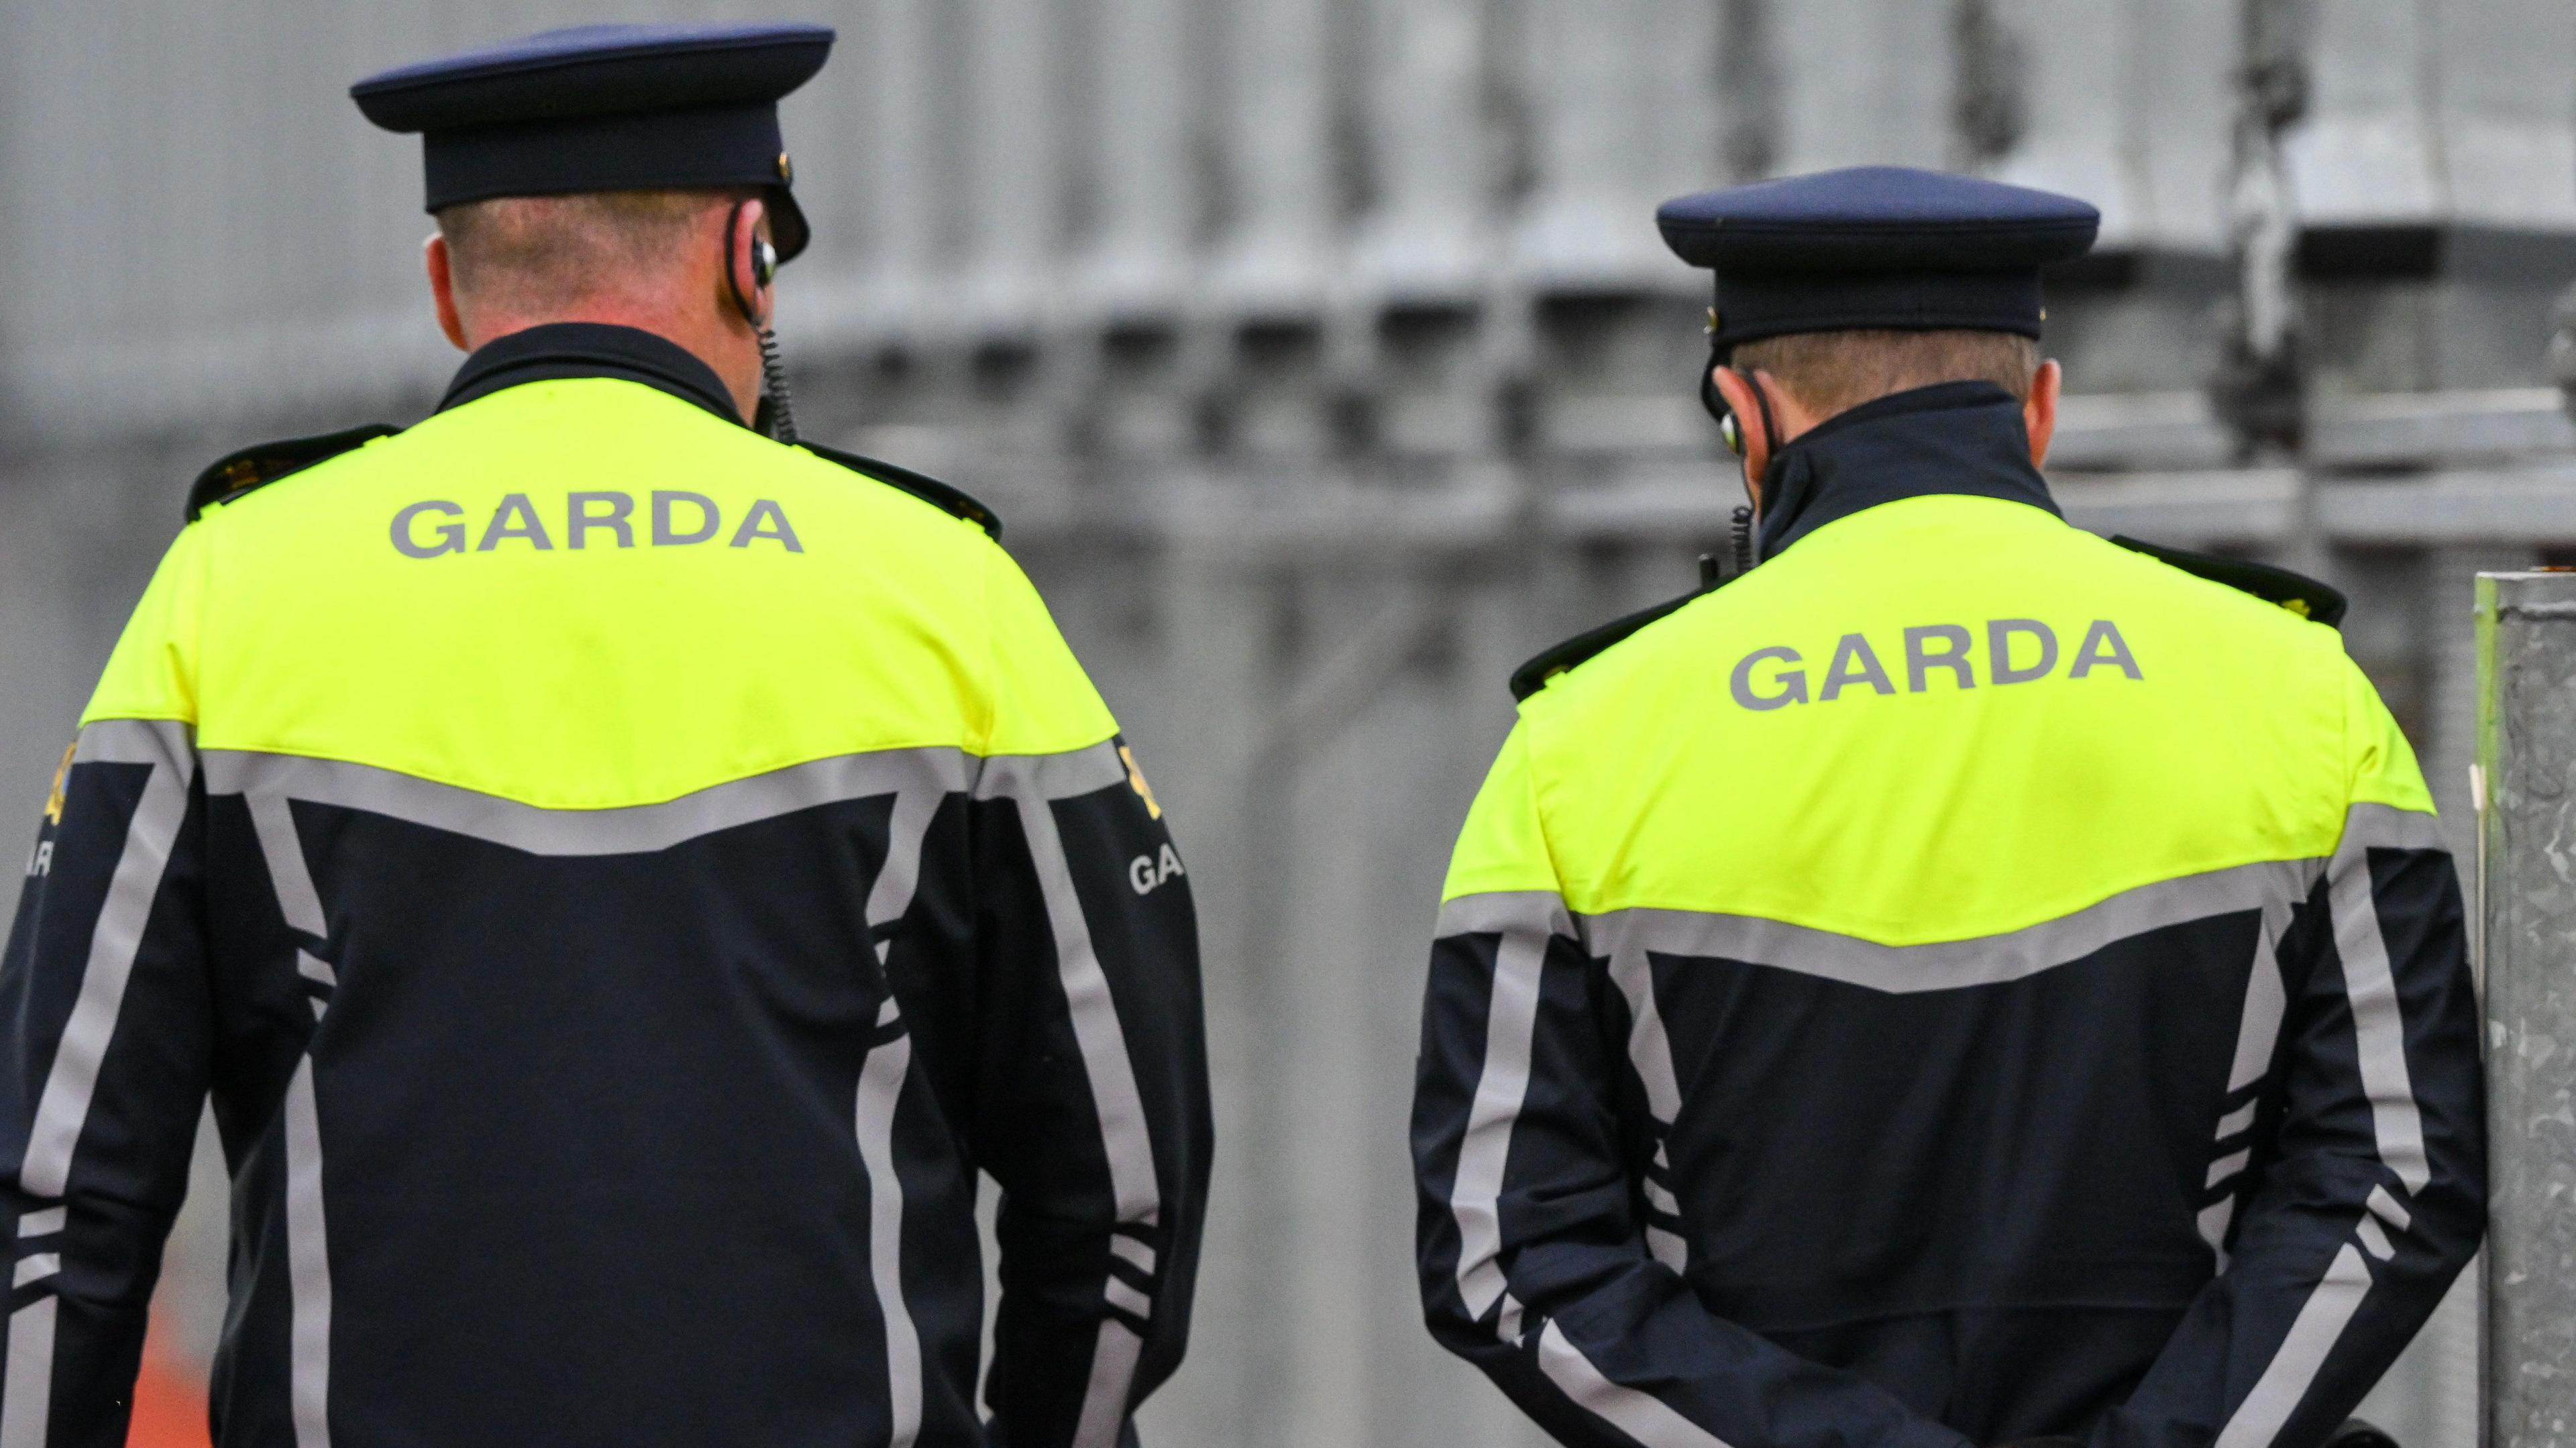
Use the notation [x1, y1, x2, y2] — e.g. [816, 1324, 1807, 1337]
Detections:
[2110, 535, 2347, 628]
[186, 423, 402, 522]
[1510, 581, 1724, 702]
[804, 443, 1003, 541]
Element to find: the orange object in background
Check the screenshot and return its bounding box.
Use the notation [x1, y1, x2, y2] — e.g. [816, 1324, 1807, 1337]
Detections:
[125, 1308, 209, 1448]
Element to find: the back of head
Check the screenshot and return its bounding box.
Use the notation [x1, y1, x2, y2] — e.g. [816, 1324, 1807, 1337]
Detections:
[1732, 328, 2040, 419]
[436, 188, 743, 319]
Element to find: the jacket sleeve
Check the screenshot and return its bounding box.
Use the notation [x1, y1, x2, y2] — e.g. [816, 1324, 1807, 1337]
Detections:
[971, 545, 1212, 1448]
[0, 531, 216, 1447]
[2095, 656, 2486, 1448]
[1413, 723, 1972, 1448]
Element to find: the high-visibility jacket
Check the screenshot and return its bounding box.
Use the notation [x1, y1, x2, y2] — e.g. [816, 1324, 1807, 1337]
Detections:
[1, 323, 1212, 1448]
[1412, 382, 2483, 1448]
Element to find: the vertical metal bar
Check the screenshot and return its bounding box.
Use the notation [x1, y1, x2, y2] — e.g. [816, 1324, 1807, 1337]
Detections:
[2479, 569, 2576, 1448]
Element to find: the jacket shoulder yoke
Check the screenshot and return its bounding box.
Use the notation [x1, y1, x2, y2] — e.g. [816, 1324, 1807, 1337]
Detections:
[185, 423, 405, 522]
[1511, 580, 1726, 702]
[2110, 535, 2347, 628]
[805, 443, 1003, 541]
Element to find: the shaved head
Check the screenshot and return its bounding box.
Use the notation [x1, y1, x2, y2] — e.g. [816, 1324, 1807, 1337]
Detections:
[434, 188, 751, 315]
[1731, 329, 2041, 419]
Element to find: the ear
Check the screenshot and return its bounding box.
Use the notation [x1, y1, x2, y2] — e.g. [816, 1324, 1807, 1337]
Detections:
[723, 197, 774, 329]
[1710, 366, 1774, 500]
[2024, 357, 2061, 468]
[425, 234, 470, 352]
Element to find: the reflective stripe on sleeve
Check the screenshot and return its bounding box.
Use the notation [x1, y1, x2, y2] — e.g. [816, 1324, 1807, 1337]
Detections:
[2214, 1245, 2375, 1448]
[1536, 1320, 1736, 1448]
[1436, 892, 1574, 1342]
[984, 752, 1161, 1448]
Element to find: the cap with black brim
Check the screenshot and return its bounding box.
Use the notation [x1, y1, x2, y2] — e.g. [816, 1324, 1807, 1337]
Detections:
[1656, 166, 2101, 354]
[352, 21, 833, 261]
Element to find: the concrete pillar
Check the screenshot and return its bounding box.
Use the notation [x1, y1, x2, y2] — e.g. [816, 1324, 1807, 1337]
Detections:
[1207, 0, 1336, 317]
[851, 0, 948, 337]
[1348, 0, 1492, 304]
[1511, 0, 1721, 287]
[1077, 0, 1201, 316]
[2478, 569, 2576, 1448]
[2288, 0, 2439, 227]
[1991, 0, 2231, 252]
[2428, 0, 2576, 230]
[1768, 0, 1949, 176]
[957, 0, 1062, 332]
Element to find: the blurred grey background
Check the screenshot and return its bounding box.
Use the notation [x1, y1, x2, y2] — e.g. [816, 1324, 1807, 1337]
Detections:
[3, 0, 2572, 1443]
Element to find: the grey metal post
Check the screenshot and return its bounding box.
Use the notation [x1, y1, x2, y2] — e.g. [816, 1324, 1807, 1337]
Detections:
[2479, 570, 2576, 1448]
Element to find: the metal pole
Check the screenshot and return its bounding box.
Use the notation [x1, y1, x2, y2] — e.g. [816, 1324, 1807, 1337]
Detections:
[2479, 570, 2576, 1448]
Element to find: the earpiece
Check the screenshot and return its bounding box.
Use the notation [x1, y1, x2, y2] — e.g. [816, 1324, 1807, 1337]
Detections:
[1719, 412, 1744, 455]
[723, 199, 799, 445]
[724, 201, 773, 327]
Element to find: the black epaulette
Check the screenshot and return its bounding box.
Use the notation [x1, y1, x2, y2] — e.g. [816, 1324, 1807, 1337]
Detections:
[185, 423, 402, 522]
[805, 443, 1003, 541]
[2110, 535, 2347, 628]
[1510, 581, 1725, 702]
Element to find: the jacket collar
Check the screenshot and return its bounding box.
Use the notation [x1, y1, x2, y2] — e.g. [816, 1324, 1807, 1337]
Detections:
[437, 322, 744, 425]
[1756, 380, 2059, 559]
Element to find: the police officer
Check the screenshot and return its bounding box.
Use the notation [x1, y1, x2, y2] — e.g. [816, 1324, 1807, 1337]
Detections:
[1411, 167, 2482, 1448]
[1, 23, 1209, 1447]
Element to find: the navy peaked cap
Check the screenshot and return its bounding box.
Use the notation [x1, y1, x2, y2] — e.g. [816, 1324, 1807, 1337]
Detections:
[1657, 166, 2100, 350]
[353, 22, 835, 260]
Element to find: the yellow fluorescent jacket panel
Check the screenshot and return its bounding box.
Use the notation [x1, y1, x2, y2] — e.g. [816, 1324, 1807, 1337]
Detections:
[1444, 494, 2435, 944]
[84, 379, 1116, 807]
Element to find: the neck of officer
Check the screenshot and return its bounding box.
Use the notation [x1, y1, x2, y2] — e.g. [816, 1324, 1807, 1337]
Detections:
[459, 296, 765, 425]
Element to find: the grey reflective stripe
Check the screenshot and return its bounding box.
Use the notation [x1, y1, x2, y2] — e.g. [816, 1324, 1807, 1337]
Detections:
[2343, 801, 2447, 854]
[0, 1298, 55, 1448]
[1606, 942, 1682, 1123]
[249, 791, 327, 937]
[968, 740, 1128, 803]
[2206, 896, 2301, 1263]
[1579, 858, 2322, 995]
[853, 792, 940, 1448]
[987, 757, 1161, 1448]
[1606, 938, 1685, 1271]
[2225, 902, 2294, 1092]
[854, 1025, 921, 1448]
[2215, 1242, 2373, 1448]
[2325, 824, 2432, 1192]
[202, 747, 973, 856]
[1536, 1319, 1735, 1448]
[1070, 1322, 1144, 1448]
[23, 720, 195, 1199]
[864, 787, 945, 962]
[1434, 890, 1568, 940]
[1438, 892, 1574, 1341]
[284, 1056, 333, 1448]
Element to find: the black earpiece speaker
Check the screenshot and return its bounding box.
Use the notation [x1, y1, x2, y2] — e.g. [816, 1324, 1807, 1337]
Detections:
[724, 201, 775, 327]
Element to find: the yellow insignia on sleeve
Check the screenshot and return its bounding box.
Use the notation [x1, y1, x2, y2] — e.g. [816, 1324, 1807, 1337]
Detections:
[43, 741, 75, 825]
[1118, 744, 1163, 821]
